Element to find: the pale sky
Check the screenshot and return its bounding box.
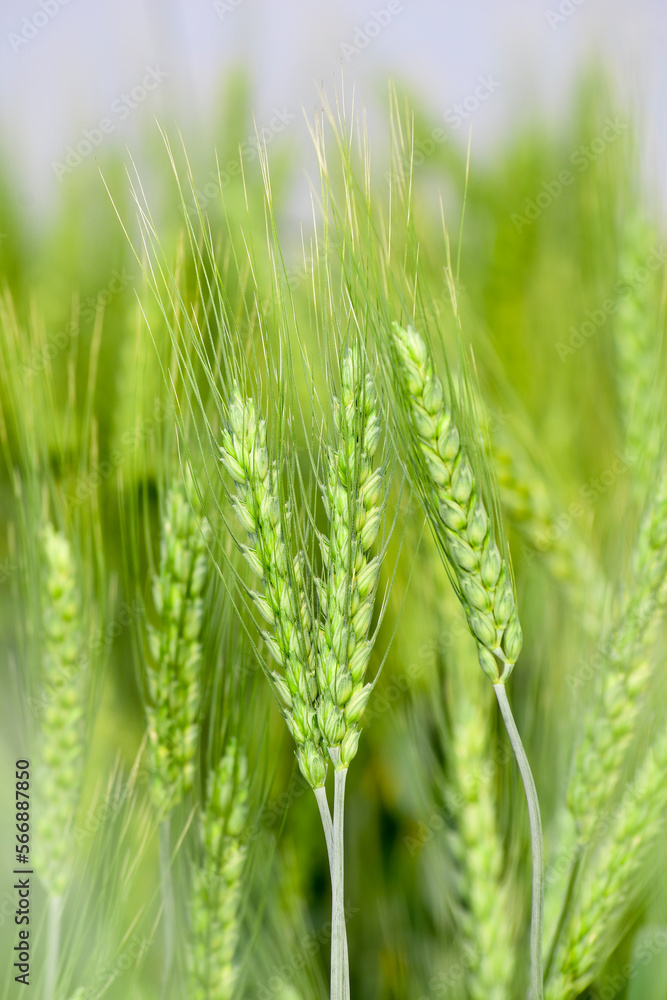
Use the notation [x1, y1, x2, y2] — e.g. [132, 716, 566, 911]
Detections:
[1, 0, 665, 221]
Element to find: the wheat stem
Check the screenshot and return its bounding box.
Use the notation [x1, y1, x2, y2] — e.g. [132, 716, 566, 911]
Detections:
[44, 895, 62, 1000]
[314, 786, 350, 1000]
[329, 748, 349, 1000]
[494, 683, 544, 1000]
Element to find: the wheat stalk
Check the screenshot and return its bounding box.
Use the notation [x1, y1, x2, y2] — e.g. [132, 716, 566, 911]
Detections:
[220, 346, 387, 1000]
[390, 321, 543, 999]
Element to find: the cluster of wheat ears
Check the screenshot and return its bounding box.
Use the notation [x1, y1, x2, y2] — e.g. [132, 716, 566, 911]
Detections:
[4, 89, 667, 1000]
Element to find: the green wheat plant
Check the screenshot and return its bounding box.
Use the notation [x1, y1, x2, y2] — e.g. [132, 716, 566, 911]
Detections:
[387, 321, 543, 999]
[139, 470, 212, 994]
[566, 465, 667, 845]
[547, 722, 667, 999]
[217, 344, 389, 1000]
[4, 66, 667, 1000]
[33, 523, 88, 1000]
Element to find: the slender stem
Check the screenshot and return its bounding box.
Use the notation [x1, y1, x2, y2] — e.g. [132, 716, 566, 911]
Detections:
[314, 786, 350, 1000]
[159, 817, 175, 1000]
[314, 786, 334, 862]
[45, 894, 62, 1000]
[328, 748, 349, 1000]
[494, 683, 544, 1000]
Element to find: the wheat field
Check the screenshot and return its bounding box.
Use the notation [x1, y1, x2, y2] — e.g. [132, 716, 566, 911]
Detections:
[1, 74, 666, 1000]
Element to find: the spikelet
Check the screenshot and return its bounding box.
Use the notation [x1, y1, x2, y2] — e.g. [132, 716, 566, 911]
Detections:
[145, 475, 211, 812]
[391, 323, 522, 682]
[34, 524, 86, 899]
[188, 740, 249, 1000]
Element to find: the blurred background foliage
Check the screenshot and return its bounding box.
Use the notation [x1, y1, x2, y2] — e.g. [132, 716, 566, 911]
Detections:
[0, 69, 666, 1000]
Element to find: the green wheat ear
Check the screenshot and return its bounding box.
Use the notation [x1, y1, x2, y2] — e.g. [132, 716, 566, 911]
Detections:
[34, 523, 87, 899]
[389, 321, 543, 999]
[219, 390, 327, 789]
[567, 466, 667, 844]
[317, 344, 386, 769]
[391, 322, 522, 682]
[145, 473, 211, 813]
[188, 738, 249, 1000]
[547, 728, 667, 1000]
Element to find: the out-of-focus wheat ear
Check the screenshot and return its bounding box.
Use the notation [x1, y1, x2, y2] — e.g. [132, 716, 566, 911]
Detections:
[567, 466, 667, 844]
[188, 739, 249, 1000]
[144, 470, 210, 998]
[547, 728, 667, 1000]
[34, 524, 87, 897]
[33, 524, 87, 1000]
[450, 696, 516, 1000]
[613, 212, 665, 488]
[145, 470, 211, 814]
[492, 438, 605, 632]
